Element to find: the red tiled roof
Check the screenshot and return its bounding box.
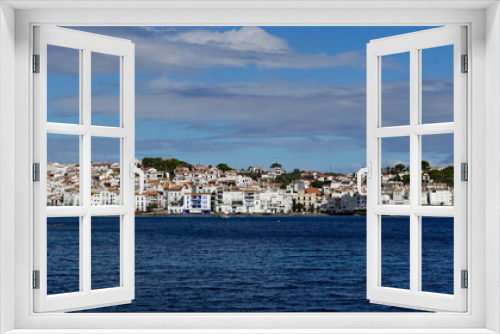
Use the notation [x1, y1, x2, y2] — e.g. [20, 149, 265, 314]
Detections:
[306, 187, 320, 195]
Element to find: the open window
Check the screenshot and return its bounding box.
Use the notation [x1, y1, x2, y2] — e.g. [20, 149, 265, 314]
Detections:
[33, 26, 137, 312]
[364, 26, 467, 312]
[1, 0, 498, 330]
[33, 24, 468, 314]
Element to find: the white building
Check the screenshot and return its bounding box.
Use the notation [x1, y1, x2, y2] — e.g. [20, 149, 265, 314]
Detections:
[164, 184, 186, 214]
[135, 194, 147, 212]
[183, 193, 211, 214]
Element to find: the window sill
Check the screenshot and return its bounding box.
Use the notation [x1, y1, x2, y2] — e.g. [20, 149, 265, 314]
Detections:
[4, 329, 498, 334]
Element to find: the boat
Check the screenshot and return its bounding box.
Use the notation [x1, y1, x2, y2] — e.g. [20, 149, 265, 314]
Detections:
[218, 213, 230, 219]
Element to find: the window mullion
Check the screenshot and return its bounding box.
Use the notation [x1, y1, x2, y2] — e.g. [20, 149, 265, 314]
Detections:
[82, 213, 91, 293]
[82, 48, 91, 208]
[409, 48, 420, 294]
[82, 48, 92, 294]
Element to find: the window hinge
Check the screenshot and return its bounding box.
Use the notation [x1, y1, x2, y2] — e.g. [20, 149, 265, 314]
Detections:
[461, 54, 468, 73]
[33, 54, 40, 73]
[461, 270, 468, 289]
[33, 163, 40, 182]
[461, 162, 468, 182]
[33, 270, 40, 289]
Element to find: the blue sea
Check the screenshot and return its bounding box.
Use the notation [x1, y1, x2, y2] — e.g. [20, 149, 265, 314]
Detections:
[46, 215, 454, 312]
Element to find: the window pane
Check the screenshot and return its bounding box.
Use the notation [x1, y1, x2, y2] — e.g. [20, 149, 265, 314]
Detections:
[381, 52, 410, 127]
[381, 215, 410, 290]
[47, 217, 80, 294]
[421, 133, 454, 206]
[91, 137, 121, 206]
[381, 136, 410, 205]
[92, 216, 121, 290]
[421, 45, 454, 124]
[421, 216, 454, 294]
[47, 133, 80, 207]
[92, 52, 120, 127]
[47, 45, 80, 124]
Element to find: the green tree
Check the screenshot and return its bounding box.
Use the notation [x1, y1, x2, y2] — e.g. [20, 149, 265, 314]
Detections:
[422, 160, 431, 171]
[142, 157, 192, 175]
[280, 181, 291, 189]
[394, 163, 406, 173]
[311, 180, 325, 188]
[270, 162, 282, 169]
[293, 203, 305, 212]
[270, 168, 303, 189]
[429, 166, 454, 187]
[217, 163, 232, 171]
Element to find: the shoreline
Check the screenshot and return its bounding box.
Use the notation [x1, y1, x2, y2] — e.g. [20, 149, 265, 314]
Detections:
[135, 212, 366, 217]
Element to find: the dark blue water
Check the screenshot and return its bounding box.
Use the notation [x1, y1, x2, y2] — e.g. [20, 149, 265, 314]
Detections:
[46, 215, 454, 312]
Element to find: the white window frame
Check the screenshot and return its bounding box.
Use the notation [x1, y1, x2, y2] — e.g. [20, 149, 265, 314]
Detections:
[33, 25, 136, 313]
[1, 1, 499, 333]
[366, 26, 468, 312]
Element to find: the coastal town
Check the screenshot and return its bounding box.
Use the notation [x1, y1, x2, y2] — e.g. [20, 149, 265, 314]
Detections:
[46, 158, 454, 214]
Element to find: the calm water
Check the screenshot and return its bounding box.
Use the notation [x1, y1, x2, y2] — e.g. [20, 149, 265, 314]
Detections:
[46, 215, 454, 312]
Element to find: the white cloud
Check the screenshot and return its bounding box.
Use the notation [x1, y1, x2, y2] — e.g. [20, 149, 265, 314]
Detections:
[54, 75, 452, 151]
[53, 73, 453, 159]
[55, 75, 368, 146]
[163, 27, 291, 54]
[52, 26, 366, 74]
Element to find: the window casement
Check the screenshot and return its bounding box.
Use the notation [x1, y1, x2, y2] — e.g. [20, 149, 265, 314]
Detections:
[33, 26, 137, 312]
[2, 2, 499, 333]
[363, 26, 468, 312]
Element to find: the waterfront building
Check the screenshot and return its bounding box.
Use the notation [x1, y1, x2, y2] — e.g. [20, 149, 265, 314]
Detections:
[143, 190, 162, 208]
[135, 194, 147, 212]
[164, 183, 189, 214]
[183, 193, 211, 214]
[259, 190, 293, 213]
[294, 188, 320, 212]
[45, 161, 453, 213]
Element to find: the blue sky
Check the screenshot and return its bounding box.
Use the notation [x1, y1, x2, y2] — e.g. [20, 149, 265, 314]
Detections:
[47, 26, 454, 173]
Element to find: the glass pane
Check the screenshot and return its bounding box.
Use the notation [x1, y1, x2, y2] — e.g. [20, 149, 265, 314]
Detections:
[381, 52, 410, 127]
[92, 216, 121, 290]
[92, 52, 120, 127]
[47, 217, 80, 294]
[421, 216, 454, 294]
[91, 137, 121, 206]
[421, 133, 454, 206]
[381, 215, 410, 290]
[47, 133, 80, 206]
[47, 45, 80, 124]
[421, 45, 454, 124]
[381, 136, 410, 205]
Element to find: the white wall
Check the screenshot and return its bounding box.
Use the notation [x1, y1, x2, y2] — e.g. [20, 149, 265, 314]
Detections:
[6, 4, 496, 332]
[485, 2, 500, 332]
[0, 2, 16, 333]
